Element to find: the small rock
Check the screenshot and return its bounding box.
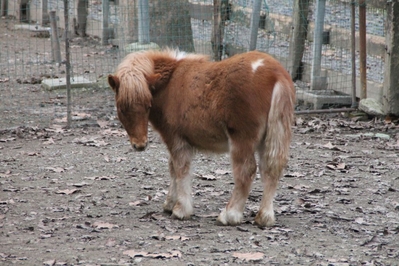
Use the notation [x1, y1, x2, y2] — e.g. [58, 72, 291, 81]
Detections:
[359, 98, 385, 116]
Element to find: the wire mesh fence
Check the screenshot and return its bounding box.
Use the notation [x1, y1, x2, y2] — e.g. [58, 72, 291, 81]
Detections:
[0, 0, 389, 129]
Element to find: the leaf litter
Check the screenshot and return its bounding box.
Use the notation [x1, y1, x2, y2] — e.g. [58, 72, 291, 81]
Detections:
[1, 104, 398, 265]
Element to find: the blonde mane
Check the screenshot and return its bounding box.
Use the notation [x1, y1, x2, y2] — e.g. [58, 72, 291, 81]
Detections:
[114, 51, 154, 107]
[114, 49, 209, 107]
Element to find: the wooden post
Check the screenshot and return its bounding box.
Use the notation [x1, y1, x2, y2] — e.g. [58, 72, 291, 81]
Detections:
[350, 1, 357, 107]
[63, 0, 72, 127]
[359, 0, 367, 99]
[211, 0, 228, 60]
[212, 0, 222, 60]
[383, 0, 399, 115]
[116, 0, 137, 48]
[1, 0, 7, 17]
[287, 0, 310, 81]
[49, 11, 61, 64]
[42, 0, 49, 25]
[77, 0, 88, 36]
[310, 0, 327, 90]
[249, 0, 262, 51]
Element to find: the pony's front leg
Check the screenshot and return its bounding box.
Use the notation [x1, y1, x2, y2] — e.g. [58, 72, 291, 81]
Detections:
[163, 158, 177, 213]
[217, 144, 256, 225]
[166, 146, 194, 220]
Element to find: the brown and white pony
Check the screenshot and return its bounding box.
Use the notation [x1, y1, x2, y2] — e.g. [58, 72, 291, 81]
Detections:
[108, 49, 295, 227]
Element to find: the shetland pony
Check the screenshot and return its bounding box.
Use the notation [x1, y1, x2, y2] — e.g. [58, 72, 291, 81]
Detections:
[108, 49, 295, 227]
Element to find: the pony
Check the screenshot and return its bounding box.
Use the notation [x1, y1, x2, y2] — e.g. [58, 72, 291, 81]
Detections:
[108, 49, 295, 227]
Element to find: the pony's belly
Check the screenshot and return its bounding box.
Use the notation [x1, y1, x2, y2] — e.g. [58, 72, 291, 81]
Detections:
[187, 134, 229, 153]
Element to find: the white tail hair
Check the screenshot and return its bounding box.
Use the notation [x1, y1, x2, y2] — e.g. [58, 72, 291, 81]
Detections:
[263, 80, 295, 178]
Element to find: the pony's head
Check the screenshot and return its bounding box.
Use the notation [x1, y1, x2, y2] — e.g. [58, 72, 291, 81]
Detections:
[108, 52, 160, 151]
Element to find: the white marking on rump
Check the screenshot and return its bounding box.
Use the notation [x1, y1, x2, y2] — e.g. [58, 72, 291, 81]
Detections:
[251, 59, 265, 73]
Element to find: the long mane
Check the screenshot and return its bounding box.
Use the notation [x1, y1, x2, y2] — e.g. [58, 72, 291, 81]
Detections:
[114, 51, 154, 107]
[114, 49, 209, 107]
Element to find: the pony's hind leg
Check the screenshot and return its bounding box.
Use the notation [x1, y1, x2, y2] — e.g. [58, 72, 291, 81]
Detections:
[217, 142, 256, 225]
[167, 143, 194, 220]
[254, 145, 282, 227]
[254, 169, 278, 227]
[163, 158, 177, 213]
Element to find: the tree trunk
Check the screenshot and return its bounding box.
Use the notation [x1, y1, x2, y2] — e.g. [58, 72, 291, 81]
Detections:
[77, 0, 88, 37]
[118, 0, 137, 43]
[149, 0, 194, 52]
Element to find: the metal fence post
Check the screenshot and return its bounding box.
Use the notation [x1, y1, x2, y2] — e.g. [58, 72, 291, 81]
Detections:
[249, 0, 262, 51]
[310, 0, 327, 90]
[102, 0, 110, 45]
[138, 0, 150, 44]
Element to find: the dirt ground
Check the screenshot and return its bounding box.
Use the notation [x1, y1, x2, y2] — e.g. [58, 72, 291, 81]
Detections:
[1, 18, 399, 266]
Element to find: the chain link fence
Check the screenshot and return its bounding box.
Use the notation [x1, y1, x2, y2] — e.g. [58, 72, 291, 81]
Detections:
[0, 0, 388, 129]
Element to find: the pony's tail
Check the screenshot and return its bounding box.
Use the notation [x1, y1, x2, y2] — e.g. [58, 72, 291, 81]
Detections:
[263, 80, 295, 179]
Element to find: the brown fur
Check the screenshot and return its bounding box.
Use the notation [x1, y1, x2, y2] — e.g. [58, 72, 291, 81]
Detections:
[109, 49, 295, 226]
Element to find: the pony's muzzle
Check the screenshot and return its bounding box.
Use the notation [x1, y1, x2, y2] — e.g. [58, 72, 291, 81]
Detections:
[133, 142, 147, 151]
[129, 136, 148, 151]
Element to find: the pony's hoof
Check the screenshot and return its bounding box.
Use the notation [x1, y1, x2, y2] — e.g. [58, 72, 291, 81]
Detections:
[216, 208, 243, 226]
[254, 211, 275, 227]
[163, 201, 175, 213]
[171, 201, 193, 220]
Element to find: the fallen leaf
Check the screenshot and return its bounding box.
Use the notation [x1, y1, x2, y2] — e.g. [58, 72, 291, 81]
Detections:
[45, 167, 65, 173]
[323, 142, 346, 152]
[101, 128, 126, 137]
[55, 189, 80, 195]
[0, 137, 16, 142]
[116, 157, 126, 163]
[71, 182, 90, 187]
[195, 212, 219, 218]
[326, 162, 347, 171]
[284, 172, 305, 178]
[123, 250, 148, 258]
[105, 238, 117, 247]
[165, 235, 190, 241]
[232, 252, 264, 261]
[84, 176, 117, 180]
[97, 120, 109, 128]
[43, 259, 56, 266]
[73, 112, 91, 121]
[43, 138, 55, 145]
[72, 137, 109, 147]
[214, 169, 231, 175]
[129, 200, 148, 206]
[92, 221, 119, 229]
[287, 184, 309, 191]
[45, 125, 64, 134]
[195, 173, 217, 180]
[123, 249, 182, 259]
[355, 217, 365, 224]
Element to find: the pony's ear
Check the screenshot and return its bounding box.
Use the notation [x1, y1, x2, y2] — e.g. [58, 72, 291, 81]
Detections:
[145, 73, 162, 91]
[108, 74, 120, 93]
